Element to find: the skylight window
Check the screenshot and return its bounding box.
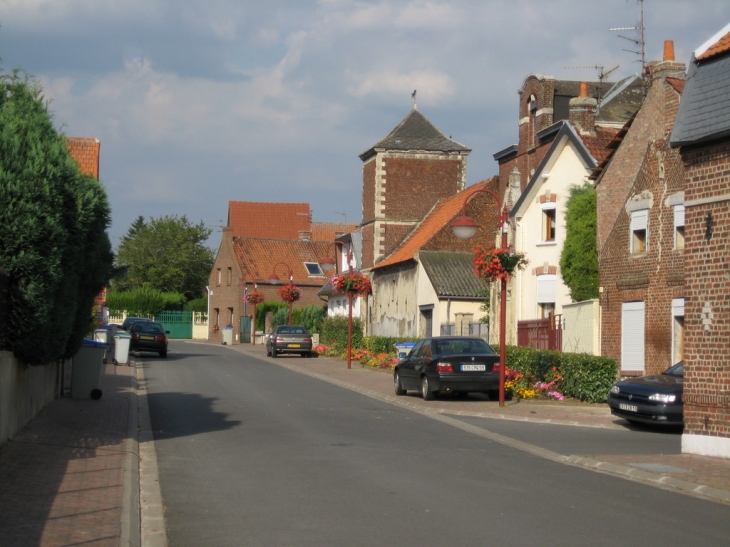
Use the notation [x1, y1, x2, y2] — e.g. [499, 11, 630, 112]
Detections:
[304, 262, 324, 276]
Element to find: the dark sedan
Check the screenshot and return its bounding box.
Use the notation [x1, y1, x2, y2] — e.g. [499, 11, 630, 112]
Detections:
[393, 336, 500, 400]
[266, 325, 313, 358]
[129, 320, 169, 358]
[607, 361, 684, 426]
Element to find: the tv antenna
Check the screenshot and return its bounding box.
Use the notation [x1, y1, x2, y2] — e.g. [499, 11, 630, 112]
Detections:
[564, 64, 620, 104]
[333, 211, 347, 224]
[610, 0, 646, 76]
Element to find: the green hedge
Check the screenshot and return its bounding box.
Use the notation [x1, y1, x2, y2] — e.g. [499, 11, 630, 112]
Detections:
[362, 336, 419, 354]
[105, 286, 186, 316]
[318, 316, 364, 352]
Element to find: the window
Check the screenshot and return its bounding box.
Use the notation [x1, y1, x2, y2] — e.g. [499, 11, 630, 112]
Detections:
[672, 298, 685, 365]
[216, 268, 221, 286]
[630, 210, 648, 254]
[304, 262, 324, 276]
[542, 203, 556, 242]
[621, 302, 645, 372]
[674, 205, 685, 250]
[227, 267, 232, 285]
[537, 274, 556, 318]
[529, 97, 537, 148]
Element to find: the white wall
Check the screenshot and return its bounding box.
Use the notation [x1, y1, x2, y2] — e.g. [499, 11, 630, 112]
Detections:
[370, 266, 418, 337]
[562, 299, 600, 355]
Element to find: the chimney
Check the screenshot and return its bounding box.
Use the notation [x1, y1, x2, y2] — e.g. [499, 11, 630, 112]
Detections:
[299, 230, 312, 241]
[650, 40, 686, 82]
[568, 82, 597, 136]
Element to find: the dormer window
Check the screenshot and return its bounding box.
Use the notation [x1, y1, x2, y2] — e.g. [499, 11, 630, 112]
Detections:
[304, 262, 324, 276]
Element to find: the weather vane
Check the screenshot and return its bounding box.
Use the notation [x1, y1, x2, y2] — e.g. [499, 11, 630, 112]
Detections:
[411, 89, 417, 110]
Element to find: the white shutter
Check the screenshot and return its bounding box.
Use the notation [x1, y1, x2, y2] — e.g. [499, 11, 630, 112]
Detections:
[672, 298, 685, 317]
[621, 302, 645, 372]
[631, 210, 648, 231]
[537, 274, 556, 304]
[674, 205, 685, 227]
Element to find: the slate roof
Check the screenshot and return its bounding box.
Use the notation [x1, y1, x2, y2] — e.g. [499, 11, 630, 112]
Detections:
[373, 178, 495, 270]
[232, 238, 331, 287]
[359, 109, 470, 161]
[419, 251, 486, 299]
[227, 201, 311, 240]
[670, 24, 730, 147]
[66, 137, 100, 178]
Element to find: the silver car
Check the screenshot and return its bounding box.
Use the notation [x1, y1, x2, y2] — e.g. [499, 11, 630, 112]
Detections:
[266, 325, 313, 358]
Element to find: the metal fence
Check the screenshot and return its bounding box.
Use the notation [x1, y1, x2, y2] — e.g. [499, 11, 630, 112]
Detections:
[517, 315, 563, 351]
[440, 322, 489, 340]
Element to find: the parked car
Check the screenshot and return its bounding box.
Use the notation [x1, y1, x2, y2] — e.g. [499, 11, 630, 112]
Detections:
[266, 325, 313, 358]
[393, 336, 500, 400]
[122, 316, 152, 331]
[129, 320, 169, 358]
[607, 361, 684, 426]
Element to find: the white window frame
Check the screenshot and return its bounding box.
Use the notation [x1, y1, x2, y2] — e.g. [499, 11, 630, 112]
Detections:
[672, 298, 685, 365]
[541, 202, 556, 242]
[630, 210, 648, 254]
[674, 205, 685, 250]
[621, 301, 645, 372]
[537, 274, 556, 305]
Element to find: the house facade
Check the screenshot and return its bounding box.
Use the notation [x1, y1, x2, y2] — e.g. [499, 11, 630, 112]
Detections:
[596, 42, 687, 377]
[670, 24, 730, 458]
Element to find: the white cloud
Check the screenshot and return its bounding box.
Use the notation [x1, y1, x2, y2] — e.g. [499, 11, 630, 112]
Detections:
[346, 68, 454, 104]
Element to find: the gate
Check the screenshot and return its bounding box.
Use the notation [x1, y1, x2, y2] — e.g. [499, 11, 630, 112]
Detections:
[155, 311, 193, 339]
[517, 315, 563, 351]
[240, 316, 252, 344]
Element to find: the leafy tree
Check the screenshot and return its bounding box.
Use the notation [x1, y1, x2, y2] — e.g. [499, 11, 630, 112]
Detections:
[0, 70, 114, 364]
[560, 183, 599, 302]
[114, 215, 214, 301]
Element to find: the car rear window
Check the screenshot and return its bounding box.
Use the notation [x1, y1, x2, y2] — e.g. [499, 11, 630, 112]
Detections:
[435, 339, 495, 355]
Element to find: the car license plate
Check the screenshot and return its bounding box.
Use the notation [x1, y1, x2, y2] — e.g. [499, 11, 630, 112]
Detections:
[288, 343, 300, 348]
[461, 364, 486, 371]
[140, 335, 154, 341]
[619, 403, 638, 412]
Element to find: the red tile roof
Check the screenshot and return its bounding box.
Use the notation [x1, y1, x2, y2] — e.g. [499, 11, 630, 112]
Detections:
[576, 128, 620, 165]
[233, 238, 332, 287]
[697, 30, 730, 61]
[66, 137, 100, 178]
[373, 178, 495, 270]
[227, 201, 311, 239]
[311, 222, 358, 242]
[666, 77, 686, 94]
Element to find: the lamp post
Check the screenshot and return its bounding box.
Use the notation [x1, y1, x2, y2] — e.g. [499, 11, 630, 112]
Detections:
[268, 262, 294, 324]
[450, 188, 510, 405]
[320, 242, 355, 369]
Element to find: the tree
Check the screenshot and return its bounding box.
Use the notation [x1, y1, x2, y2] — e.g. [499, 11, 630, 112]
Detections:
[0, 70, 114, 364]
[114, 215, 214, 301]
[560, 183, 599, 302]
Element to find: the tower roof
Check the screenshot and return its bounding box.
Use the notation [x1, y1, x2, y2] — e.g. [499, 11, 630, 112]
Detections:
[359, 109, 471, 161]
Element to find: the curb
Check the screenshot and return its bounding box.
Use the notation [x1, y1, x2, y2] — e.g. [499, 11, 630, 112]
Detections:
[121, 364, 141, 547]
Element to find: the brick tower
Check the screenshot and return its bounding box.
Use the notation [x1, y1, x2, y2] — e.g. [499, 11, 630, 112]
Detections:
[358, 107, 470, 269]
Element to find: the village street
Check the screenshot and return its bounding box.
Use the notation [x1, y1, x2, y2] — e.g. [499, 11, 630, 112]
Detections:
[140, 341, 730, 546]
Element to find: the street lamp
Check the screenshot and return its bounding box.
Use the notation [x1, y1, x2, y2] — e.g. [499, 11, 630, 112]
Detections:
[268, 262, 294, 324]
[320, 242, 355, 369]
[451, 188, 510, 405]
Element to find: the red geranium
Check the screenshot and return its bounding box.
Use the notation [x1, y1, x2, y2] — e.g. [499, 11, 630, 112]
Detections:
[245, 290, 265, 305]
[278, 283, 301, 303]
[473, 245, 528, 282]
[331, 272, 372, 296]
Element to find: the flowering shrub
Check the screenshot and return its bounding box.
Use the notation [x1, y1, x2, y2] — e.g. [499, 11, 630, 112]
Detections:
[278, 283, 301, 303]
[473, 245, 528, 282]
[331, 272, 372, 296]
[244, 290, 265, 305]
[505, 369, 565, 400]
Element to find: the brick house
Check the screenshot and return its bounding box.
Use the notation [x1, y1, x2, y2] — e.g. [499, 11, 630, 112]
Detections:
[595, 42, 687, 377]
[358, 107, 471, 270]
[66, 137, 101, 178]
[208, 201, 356, 343]
[669, 23, 730, 458]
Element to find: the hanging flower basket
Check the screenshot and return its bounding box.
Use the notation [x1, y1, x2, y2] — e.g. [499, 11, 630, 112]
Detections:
[244, 290, 265, 305]
[331, 272, 372, 296]
[473, 244, 528, 283]
[278, 283, 301, 303]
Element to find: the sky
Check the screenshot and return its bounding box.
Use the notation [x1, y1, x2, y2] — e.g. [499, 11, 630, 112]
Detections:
[2, 0, 730, 249]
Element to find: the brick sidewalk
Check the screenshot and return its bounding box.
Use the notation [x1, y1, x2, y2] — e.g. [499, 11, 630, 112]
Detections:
[0, 364, 138, 547]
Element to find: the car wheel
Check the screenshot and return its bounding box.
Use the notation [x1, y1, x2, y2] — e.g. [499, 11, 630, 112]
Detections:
[421, 376, 435, 401]
[159, 351, 167, 358]
[487, 389, 499, 401]
[301, 352, 308, 357]
[266, 346, 271, 357]
[271, 349, 277, 358]
[394, 371, 406, 396]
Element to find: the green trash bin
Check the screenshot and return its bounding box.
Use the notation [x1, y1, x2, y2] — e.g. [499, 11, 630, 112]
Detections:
[72, 339, 108, 400]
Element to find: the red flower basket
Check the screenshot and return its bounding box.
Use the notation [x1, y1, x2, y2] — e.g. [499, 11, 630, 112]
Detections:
[473, 245, 528, 282]
[245, 290, 265, 305]
[331, 272, 372, 296]
[278, 283, 301, 303]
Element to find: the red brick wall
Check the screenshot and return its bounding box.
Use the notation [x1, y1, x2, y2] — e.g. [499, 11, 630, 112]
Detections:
[362, 159, 376, 224]
[679, 139, 730, 440]
[361, 224, 375, 270]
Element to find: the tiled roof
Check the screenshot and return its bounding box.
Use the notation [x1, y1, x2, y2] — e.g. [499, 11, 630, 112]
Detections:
[373, 178, 495, 270]
[311, 222, 358, 242]
[66, 137, 100, 178]
[360, 109, 470, 160]
[578, 127, 620, 164]
[670, 46, 730, 146]
[696, 26, 730, 61]
[232, 238, 332, 287]
[227, 201, 311, 239]
[590, 113, 637, 181]
[419, 251, 486, 298]
[666, 77, 686, 94]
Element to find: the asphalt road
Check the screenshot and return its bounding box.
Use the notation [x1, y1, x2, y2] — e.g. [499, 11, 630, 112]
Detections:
[142, 341, 730, 547]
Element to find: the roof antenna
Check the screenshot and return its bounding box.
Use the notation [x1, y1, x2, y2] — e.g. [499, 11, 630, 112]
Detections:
[411, 89, 417, 110]
[610, 0, 646, 77]
[565, 64, 620, 104]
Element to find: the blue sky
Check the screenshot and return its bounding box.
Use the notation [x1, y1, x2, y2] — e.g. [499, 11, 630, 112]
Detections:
[2, 0, 729, 248]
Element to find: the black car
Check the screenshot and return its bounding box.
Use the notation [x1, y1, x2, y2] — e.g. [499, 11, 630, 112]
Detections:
[122, 316, 152, 331]
[266, 325, 313, 358]
[393, 336, 500, 400]
[129, 320, 169, 358]
[607, 361, 684, 426]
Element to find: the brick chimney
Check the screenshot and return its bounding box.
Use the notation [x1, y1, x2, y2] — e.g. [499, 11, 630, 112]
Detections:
[299, 230, 312, 241]
[568, 82, 597, 136]
[650, 40, 686, 82]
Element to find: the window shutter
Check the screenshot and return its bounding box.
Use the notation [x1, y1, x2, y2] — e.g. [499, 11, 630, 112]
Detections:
[674, 205, 685, 227]
[672, 298, 685, 317]
[631, 210, 648, 231]
[621, 302, 645, 372]
[537, 274, 556, 304]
